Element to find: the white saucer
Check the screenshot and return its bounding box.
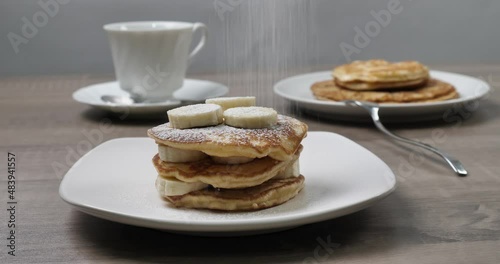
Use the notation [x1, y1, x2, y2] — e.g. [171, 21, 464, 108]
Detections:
[59, 132, 396, 236]
[73, 79, 229, 115]
[274, 70, 491, 122]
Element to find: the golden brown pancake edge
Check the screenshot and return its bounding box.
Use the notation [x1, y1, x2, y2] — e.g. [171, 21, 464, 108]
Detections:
[165, 175, 305, 211]
[311, 78, 457, 103]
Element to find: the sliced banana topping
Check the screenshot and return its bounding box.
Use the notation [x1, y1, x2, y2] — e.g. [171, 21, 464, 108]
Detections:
[206, 96, 256, 111]
[274, 160, 300, 179]
[223, 106, 277, 129]
[211, 156, 255, 164]
[167, 104, 223, 129]
[156, 176, 209, 196]
[158, 145, 207, 163]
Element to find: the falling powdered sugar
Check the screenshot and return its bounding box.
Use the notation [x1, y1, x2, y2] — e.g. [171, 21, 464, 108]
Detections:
[213, 0, 318, 114]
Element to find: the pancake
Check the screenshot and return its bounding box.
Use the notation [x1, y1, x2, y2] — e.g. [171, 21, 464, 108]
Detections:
[148, 115, 308, 161]
[333, 60, 429, 90]
[405, 90, 459, 103]
[311, 78, 457, 103]
[334, 77, 428, 91]
[343, 90, 459, 104]
[153, 146, 301, 189]
[163, 175, 305, 211]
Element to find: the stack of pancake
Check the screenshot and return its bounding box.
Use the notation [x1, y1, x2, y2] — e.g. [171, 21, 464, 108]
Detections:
[311, 60, 458, 103]
[147, 97, 308, 211]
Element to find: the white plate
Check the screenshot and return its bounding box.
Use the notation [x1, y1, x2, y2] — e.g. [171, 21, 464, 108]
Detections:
[59, 132, 396, 235]
[274, 71, 490, 122]
[72, 79, 228, 115]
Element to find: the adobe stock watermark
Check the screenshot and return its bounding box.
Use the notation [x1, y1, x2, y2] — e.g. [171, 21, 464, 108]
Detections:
[394, 100, 480, 184]
[303, 235, 340, 263]
[340, 0, 405, 62]
[7, 0, 70, 54]
[394, 73, 498, 185]
[129, 64, 171, 101]
[213, 0, 246, 21]
[51, 118, 123, 179]
[51, 63, 170, 179]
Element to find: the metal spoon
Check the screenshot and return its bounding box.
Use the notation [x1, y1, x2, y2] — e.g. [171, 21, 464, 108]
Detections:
[101, 95, 197, 105]
[101, 95, 140, 105]
[343, 100, 468, 177]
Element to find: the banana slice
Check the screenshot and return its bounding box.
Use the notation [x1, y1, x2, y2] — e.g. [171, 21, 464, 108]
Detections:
[275, 160, 300, 179]
[223, 106, 277, 129]
[155, 175, 209, 196]
[206, 96, 256, 111]
[211, 156, 255, 164]
[167, 104, 223, 129]
[158, 145, 207, 163]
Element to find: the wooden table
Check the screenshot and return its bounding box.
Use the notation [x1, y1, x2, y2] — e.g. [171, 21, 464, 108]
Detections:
[1, 65, 499, 263]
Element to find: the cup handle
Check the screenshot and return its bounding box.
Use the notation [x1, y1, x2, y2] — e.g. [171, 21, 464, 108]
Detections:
[188, 23, 207, 65]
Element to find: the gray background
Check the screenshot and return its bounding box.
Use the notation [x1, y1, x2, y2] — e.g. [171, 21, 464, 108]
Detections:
[1, 0, 499, 76]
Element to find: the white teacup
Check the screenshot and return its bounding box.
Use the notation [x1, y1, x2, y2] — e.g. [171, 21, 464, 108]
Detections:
[104, 21, 207, 102]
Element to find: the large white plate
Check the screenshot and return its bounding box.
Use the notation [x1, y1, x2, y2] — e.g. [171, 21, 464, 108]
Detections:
[72, 79, 228, 115]
[59, 132, 396, 235]
[274, 71, 490, 122]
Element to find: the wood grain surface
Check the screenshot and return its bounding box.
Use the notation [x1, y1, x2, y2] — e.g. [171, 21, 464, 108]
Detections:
[0, 65, 499, 263]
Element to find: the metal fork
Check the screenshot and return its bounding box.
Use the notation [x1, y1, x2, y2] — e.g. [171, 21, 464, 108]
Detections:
[343, 100, 468, 176]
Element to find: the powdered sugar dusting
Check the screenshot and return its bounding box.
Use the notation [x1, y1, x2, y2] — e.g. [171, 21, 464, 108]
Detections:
[224, 106, 277, 118]
[167, 104, 221, 117]
[149, 115, 304, 147]
[206, 96, 256, 103]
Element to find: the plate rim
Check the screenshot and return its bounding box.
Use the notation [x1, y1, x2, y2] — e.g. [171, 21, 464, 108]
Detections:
[59, 132, 396, 232]
[273, 70, 491, 109]
[72, 79, 229, 109]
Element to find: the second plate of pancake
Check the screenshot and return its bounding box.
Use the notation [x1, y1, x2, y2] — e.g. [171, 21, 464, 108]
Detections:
[274, 70, 490, 122]
[311, 79, 458, 103]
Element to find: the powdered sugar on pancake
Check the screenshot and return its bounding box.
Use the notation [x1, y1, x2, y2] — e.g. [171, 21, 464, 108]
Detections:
[149, 115, 299, 146]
